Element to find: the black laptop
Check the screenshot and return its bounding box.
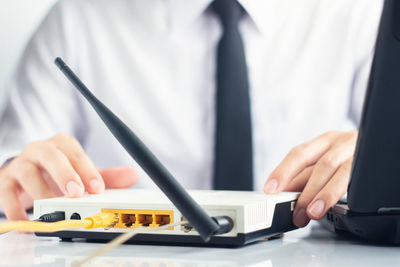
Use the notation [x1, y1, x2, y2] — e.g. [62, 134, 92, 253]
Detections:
[322, 0, 400, 243]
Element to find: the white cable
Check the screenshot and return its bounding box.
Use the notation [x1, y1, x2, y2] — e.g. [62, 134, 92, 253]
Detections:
[73, 220, 189, 267]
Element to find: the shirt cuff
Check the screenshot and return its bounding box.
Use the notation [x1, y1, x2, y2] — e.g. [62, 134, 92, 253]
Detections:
[0, 151, 20, 168]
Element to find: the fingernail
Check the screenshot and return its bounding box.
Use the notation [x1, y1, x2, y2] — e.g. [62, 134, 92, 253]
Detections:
[66, 181, 83, 197]
[89, 179, 104, 193]
[293, 208, 309, 228]
[264, 179, 278, 194]
[309, 200, 325, 218]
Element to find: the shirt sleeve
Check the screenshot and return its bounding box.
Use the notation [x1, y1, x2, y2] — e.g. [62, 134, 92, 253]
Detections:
[0, 0, 89, 158]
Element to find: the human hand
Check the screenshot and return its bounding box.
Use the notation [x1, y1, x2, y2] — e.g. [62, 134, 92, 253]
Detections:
[0, 134, 139, 220]
[264, 131, 358, 227]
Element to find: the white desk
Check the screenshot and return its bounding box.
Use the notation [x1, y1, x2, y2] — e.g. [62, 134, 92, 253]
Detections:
[0, 221, 399, 267]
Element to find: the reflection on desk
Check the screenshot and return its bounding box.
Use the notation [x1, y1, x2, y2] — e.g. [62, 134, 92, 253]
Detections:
[0, 221, 399, 267]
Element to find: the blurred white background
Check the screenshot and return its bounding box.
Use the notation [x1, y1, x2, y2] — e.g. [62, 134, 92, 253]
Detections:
[0, 0, 56, 110]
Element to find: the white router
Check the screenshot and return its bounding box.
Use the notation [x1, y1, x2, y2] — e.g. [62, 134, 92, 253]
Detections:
[34, 58, 300, 246]
[34, 189, 298, 246]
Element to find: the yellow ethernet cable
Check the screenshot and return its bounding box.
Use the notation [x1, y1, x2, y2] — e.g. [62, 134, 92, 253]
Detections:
[0, 211, 189, 267]
[0, 213, 118, 233]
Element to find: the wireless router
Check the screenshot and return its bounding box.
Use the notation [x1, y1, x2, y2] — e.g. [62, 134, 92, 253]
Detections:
[33, 58, 299, 246]
[34, 189, 298, 245]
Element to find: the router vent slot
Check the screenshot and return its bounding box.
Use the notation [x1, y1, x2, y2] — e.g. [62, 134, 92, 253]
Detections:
[246, 203, 268, 226]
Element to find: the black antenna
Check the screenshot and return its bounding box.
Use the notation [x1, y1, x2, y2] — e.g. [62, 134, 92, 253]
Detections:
[55, 58, 222, 241]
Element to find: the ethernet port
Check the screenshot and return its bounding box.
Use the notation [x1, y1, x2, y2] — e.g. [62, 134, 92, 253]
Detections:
[101, 209, 173, 230]
[180, 216, 194, 233]
[154, 215, 171, 226]
[137, 214, 153, 226]
[121, 214, 136, 227]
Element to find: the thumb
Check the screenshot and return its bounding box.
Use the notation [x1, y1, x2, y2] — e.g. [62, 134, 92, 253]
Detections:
[100, 166, 140, 189]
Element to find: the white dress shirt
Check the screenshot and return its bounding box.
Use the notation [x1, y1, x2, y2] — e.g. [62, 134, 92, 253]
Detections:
[0, 0, 383, 192]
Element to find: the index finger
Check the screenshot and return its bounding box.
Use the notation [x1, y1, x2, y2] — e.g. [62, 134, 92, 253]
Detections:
[52, 134, 104, 194]
[264, 131, 338, 194]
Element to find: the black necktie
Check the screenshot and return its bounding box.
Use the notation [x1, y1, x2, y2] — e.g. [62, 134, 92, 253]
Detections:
[212, 0, 253, 191]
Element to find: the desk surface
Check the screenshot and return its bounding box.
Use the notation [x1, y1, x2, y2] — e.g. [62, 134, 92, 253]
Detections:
[0, 221, 399, 267]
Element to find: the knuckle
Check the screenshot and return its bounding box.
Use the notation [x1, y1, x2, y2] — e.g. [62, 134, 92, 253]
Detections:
[341, 160, 353, 173]
[28, 143, 62, 166]
[347, 130, 358, 138]
[347, 130, 358, 137]
[69, 150, 85, 163]
[23, 141, 44, 155]
[53, 133, 70, 141]
[53, 134, 84, 155]
[329, 130, 340, 136]
[322, 131, 339, 139]
[23, 141, 57, 159]
[53, 133, 78, 145]
[338, 131, 358, 143]
[318, 155, 339, 169]
[290, 144, 307, 158]
[39, 142, 58, 157]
